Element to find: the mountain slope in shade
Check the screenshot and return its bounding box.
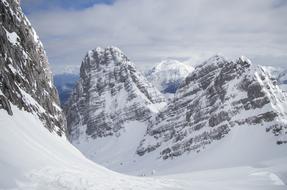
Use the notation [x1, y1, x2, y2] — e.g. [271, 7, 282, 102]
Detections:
[65, 47, 166, 142]
[145, 59, 194, 96]
[137, 55, 287, 159]
[0, 0, 65, 135]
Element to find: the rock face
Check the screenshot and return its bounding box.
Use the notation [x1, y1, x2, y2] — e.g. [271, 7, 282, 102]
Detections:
[137, 55, 287, 159]
[0, 0, 66, 135]
[65, 47, 166, 141]
[145, 59, 194, 96]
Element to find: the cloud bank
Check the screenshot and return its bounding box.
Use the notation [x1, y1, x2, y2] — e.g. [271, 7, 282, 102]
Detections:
[22, 0, 287, 73]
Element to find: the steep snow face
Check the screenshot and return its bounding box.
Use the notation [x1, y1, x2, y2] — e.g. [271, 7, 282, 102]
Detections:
[146, 59, 194, 96]
[0, 0, 65, 135]
[137, 55, 287, 159]
[65, 47, 166, 142]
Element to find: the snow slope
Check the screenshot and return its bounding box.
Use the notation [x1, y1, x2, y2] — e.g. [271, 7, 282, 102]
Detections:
[0, 103, 170, 190]
[74, 115, 287, 178]
[1, 104, 287, 190]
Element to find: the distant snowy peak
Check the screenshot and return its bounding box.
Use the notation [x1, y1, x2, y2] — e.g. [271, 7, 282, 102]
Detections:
[65, 46, 166, 141]
[261, 66, 287, 92]
[152, 59, 193, 73]
[146, 59, 194, 94]
[137, 55, 287, 159]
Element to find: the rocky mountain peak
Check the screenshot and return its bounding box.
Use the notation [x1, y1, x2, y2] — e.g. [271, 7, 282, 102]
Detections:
[65, 46, 166, 141]
[86, 46, 127, 64]
[81, 46, 132, 77]
[190, 55, 225, 70]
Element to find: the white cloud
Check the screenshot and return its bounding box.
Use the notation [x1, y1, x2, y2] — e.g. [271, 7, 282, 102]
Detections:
[24, 0, 287, 73]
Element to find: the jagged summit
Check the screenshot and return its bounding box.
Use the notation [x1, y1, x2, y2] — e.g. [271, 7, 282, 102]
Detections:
[65, 46, 166, 141]
[194, 54, 227, 68]
[238, 55, 252, 64]
[85, 46, 126, 61]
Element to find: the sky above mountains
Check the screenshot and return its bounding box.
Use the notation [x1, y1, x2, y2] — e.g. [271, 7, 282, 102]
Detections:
[21, 0, 287, 74]
[21, 0, 114, 13]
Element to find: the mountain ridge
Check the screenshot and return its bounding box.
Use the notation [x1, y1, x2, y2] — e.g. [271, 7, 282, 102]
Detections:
[137, 55, 287, 159]
[1, 0, 287, 189]
[65, 49, 287, 175]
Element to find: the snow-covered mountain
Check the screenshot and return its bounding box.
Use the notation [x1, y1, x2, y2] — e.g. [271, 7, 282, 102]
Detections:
[137, 55, 287, 160]
[0, 0, 65, 135]
[65, 47, 166, 142]
[145, 59, 194, 96]
[2, 0, 287, 189]
[64, 52, 287, 179]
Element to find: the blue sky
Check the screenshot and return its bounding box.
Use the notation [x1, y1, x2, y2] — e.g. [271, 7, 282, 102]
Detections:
[21, 0, 287, 74]
[22, 0, 115, 14]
